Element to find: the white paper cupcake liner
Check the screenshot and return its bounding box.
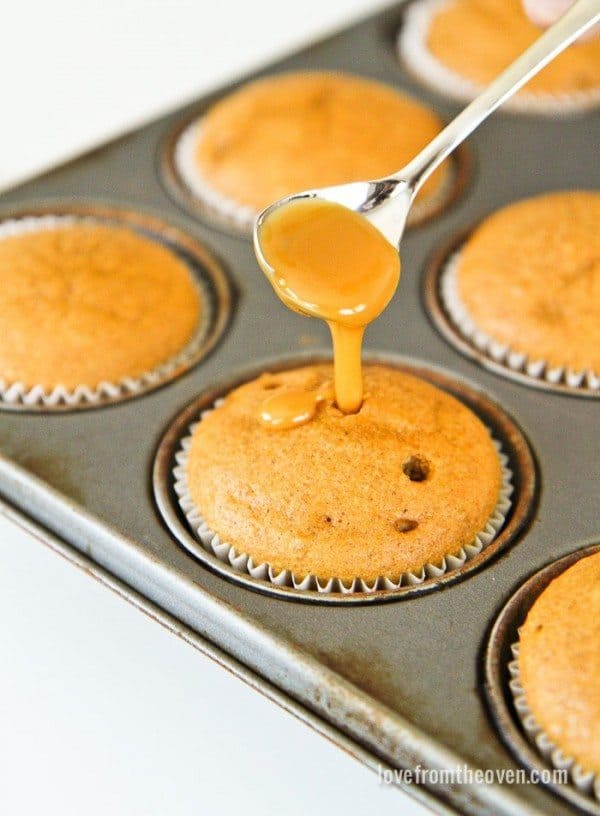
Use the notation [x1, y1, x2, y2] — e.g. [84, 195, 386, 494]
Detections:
[439, 251, 600, 392]
[508, 638, 600, 802]
[0, 214, 213, 409]
[172, 398, 514, 595]
[398, 0, 600, 116]
[173, 117, 458, 233]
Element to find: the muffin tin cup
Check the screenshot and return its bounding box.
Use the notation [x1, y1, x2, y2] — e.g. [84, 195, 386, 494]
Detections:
[162, 110, 472, 238]
[0, 205, 232, 412]
[484, 542, 600, 816]
[397, 0, 600, 116]
[423, 229, 600, 398]
[153, 352, 537, 604]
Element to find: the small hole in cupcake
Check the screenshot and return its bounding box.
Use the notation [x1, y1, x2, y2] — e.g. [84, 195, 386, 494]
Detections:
[324, 515, 332, 523]
[394, 518, 419, 533]
[402, 455, 430, 482]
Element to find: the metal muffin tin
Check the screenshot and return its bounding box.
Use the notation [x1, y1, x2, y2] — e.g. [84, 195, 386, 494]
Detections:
[0, 4, 598, 814]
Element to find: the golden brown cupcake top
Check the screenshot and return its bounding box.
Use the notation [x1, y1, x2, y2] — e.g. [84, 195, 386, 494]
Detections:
[426, 0, 600, 95]
[455, 191, 600, 373]
[0, 222, 202, 390]
[195, 71, 449, 212]
[519, 551, 600, 776]
[186, 364, 502, 582]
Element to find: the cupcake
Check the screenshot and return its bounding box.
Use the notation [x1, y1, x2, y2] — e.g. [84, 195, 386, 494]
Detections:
[174, 71, 454, 231]
[399, 0, 600, 114]
[0, 216, 203, 406]
[511, 551, 600, 798]
[440, 191, 600, 391]
[175, 364, 512, 592]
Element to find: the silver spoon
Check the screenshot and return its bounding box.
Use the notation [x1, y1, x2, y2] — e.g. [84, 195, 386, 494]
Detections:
[255, 0, 600, 265]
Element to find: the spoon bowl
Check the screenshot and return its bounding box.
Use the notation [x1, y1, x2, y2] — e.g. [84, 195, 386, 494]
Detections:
[254, 177, 412, 288]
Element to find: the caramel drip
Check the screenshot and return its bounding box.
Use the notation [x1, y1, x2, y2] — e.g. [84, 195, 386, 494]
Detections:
[259, 381, 334, 429]
[259, 388, 321, 430]
[257, 198, 400, 419]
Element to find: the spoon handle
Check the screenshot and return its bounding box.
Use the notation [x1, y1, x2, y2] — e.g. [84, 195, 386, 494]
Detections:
[398, 0, 600, 194]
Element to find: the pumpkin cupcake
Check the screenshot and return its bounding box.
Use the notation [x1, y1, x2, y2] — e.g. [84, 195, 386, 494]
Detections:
[440, 190, 600, 391]
[399, 0, 600, 114]
[174, 71, 454, 232]
[174, 364, 512, 593]
[510, 551, 600, 799]
[0, 216, 204, 406]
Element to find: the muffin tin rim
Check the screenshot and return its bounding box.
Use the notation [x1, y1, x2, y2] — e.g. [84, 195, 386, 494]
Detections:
[0, 200, 234, 413]
[483, 540, 600, 816]
[153, 350, 538, 605]
[422, 224, 600, 399]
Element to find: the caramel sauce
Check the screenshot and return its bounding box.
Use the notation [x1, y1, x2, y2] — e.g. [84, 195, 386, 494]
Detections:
[257, 198, 400, 419]
[259, 388, 322, 430]
[260, 380, 334, 430]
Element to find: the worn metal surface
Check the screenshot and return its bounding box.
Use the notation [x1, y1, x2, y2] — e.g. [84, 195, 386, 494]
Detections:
[0, 4, 598, 814]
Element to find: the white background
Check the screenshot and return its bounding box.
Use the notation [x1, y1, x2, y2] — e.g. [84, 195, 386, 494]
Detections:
[0, 1, 431, 814]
